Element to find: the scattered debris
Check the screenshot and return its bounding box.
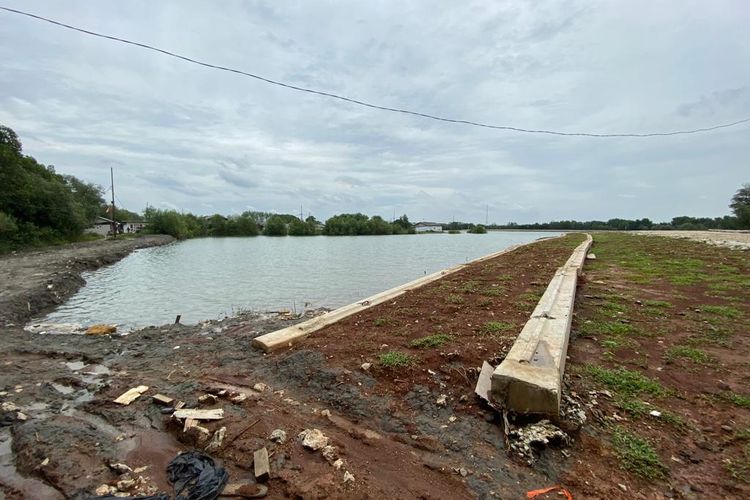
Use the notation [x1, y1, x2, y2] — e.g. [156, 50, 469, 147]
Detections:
[230, 392, 248, 403]
[205, 426, 226, 452]
[343, 471, 355, 484]
[269, 429, 287, 444]
[152, 394, 174, 406]
[321, 409, 331, 418]
[114, 385, 149, 405]
[222, 483, 268, 498]
[173, 408, 224, 420]
[360, 362, 372, 371]
[474, 361, 495, 406]
[198, 393, 219, 404]
[86, 324, 117, 335]
[649, 410, 662, 418]
[253, 447, 270, 482]
[332, 458, 344, 470]
[109, 462, 133, 474]
[508, 420, 569, 464]
[167, 451, 228, 500]
[527, 485, 573, 500]
[299, 428, 329, 451]
[321, 445, 338, 464]
[586, 253, 596, 260]
[436, 394, 447, 406]
[253, 383, 269, 392]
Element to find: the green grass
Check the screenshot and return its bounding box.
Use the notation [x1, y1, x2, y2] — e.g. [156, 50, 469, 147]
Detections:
[480, 286, 504, 297]
[373, 317, 392, 327]
[580, 319, 638, 337]
[378, 351, 413, 368]
[701, 305, 743, 318]
[665, 345, 712, 364]
[519, 292, 542, 303]
[643, 300, 672, 308]
[480, 321, 515, 336]
[600, 300, 628, 315]
[585, 365, 665, 397]
[457, 281, 479, 294]
[477, 298, 493, 307]
[409, 333, 452, 349]
[612, 428, 667, 480]
[446, 294, 465, 305]
[721, 391, 750, 409]
[725, 442, 750, 484]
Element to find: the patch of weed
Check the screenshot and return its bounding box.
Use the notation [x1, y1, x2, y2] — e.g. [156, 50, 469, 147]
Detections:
[480, 321, 514, 336]
[410, 333, 452, 349]
[643, 300, 672, 308]
[477, 297, 493, 307]
[481, 286, 504, 297]
[665, 345, 712, 364]
[721, 391, 750, 409]
[457, 280, 479, 294]
[702, 305, 742, 318]
[585, 365, 665, 397]
[612, 427, 667, 480]
[379, 351, 413, 368]
[373, 317, 392, 327]
[446, 294, 465, 305]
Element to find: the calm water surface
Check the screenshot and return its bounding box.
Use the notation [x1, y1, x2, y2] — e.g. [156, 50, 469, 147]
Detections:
[41, 231, 557, 330]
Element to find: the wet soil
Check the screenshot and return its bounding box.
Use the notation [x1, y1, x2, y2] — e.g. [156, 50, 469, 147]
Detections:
[561, 233, 750, 499]
[0, 233, 584, 499]
[0, 235, 174, 324]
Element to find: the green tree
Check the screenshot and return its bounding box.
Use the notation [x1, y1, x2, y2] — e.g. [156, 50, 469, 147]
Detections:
[467, 224, 487, 234]
[730, 183, 750, 229]
[263, 215, 288, 236]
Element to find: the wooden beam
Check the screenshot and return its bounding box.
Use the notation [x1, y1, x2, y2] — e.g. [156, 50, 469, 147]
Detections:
[114, 385, 149, 405]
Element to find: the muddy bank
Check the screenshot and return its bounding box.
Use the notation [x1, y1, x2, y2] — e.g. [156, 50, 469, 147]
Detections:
[0, 235, 174, 325]
[0, 235, 588, 499]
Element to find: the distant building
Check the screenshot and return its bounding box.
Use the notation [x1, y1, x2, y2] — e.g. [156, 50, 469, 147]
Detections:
[415, 222, 444, 233]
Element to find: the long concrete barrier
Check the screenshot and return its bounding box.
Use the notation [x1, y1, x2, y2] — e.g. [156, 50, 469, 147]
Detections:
[490, 234, 592, 416]
[252, 236, 561, 352]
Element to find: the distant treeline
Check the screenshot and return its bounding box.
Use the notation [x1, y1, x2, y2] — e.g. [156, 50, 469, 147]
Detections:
[144, 209, 416, 239]
[0, 125, 106, 251]
[486, 216, 744, 231]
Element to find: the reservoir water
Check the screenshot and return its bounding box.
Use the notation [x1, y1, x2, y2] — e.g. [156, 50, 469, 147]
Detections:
[39, 231, 558, 331]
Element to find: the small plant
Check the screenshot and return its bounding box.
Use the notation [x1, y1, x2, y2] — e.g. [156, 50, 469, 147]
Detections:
[643, 300, 672, 308]
[481, 321, 514, 336]
[665, 345, 711, 364]
[410, 333, 452, 349]
[612, 427, 667, 480]
[481, 286, 504, 297]
[446, 294, 465, 305]
[701, 305, 742, 318]
[378, 351, 413, 368]
[477, 297, 493, 307]
[585, 365, 665, 397]
[373, 317, 392, 327]
[721, 391, 750, 409]
[458, 281, 479, 294]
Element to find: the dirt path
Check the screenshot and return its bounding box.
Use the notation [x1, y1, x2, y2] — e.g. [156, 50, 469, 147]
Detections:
[635, 230, 750, 250]
[0, 235, 174, 324]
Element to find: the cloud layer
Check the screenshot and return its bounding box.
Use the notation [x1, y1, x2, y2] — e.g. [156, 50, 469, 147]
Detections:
[1, 0, 748, 223]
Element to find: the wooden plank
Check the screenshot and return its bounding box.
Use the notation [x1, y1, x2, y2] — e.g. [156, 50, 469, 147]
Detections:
[474, 361, 495, 406]
[114, 385, 149, 405]
[253, 447, 270, 482]
[183, 418, 198, 432]
[251, 238, 553, 352]
[152, 394, 174, 406]
[173, 408, 224, 420]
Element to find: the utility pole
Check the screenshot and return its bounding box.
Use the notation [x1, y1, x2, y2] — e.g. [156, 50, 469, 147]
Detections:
[110, 167, 116, 239]
[485, 204, 489, 225]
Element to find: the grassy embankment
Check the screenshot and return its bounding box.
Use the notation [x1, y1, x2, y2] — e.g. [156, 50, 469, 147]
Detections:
[565, 233, 750, 496]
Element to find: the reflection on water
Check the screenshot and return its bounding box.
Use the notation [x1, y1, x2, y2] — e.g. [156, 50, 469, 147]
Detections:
[40, 232, 557, 330]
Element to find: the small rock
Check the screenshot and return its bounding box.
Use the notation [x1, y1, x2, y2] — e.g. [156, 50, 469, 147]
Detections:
[343, 471, 355, 484]
[649, 410, 662, 418]
[321, 445, 338, 463]
[1, 401, 18, 412]
[95, 484, 117, 496]
[269, 429, 287, 444]
[253, 383, 269, 392]
[618, 483, 627, 492]
[109, 463, 133, 475]
[198, 394, 218, 404]
[230, 393, 248, 403]
[436, 394, 447, 407]
[133, 466, 149, 474]
[117, 478, 136, 490]
[321, 409, 331, 418]
[459, 468, 468, 477]
[16, 411, 28, 421]
[448, 416, 457, 423]
[717, 381, 731, 391]
[721, 425, 733, 432]
[299, 429, 329, 451]
[360, 363, 372, 371]
[332, 458, 344, 470]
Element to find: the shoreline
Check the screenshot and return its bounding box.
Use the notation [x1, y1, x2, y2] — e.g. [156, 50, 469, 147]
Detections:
[0, 234, 174, 325]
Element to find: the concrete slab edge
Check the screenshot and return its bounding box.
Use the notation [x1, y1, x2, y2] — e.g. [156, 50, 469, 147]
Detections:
[490, 234, 592, 415]
[251, 235, 564, 352]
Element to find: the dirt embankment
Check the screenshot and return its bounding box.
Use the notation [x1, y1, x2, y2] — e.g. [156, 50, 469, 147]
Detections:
[0, 234, 584, 499]
[0, 235, 174, 325]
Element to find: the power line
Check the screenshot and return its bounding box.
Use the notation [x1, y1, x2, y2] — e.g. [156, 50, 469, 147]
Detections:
[2, 5, 749, 138]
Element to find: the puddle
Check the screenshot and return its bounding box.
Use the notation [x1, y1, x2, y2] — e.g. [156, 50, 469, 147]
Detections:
[0, 429, 64, 499]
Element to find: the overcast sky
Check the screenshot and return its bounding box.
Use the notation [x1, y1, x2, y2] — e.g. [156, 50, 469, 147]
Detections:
[1, 1, 748, 224]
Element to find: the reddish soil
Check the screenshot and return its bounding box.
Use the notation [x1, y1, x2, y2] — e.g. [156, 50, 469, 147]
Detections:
[561, 233, 750, 499]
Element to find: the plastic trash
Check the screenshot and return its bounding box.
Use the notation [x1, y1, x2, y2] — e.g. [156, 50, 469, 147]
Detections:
[91, 451, 228, 500]
[168, 451, 229, 500]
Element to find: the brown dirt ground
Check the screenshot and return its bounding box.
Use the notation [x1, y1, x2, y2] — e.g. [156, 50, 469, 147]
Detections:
[560, 233, 750, 499]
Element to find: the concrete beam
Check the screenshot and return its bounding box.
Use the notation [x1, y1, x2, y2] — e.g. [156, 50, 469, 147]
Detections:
[491, 234, 592, 415]
[252, 237, 560, 352]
